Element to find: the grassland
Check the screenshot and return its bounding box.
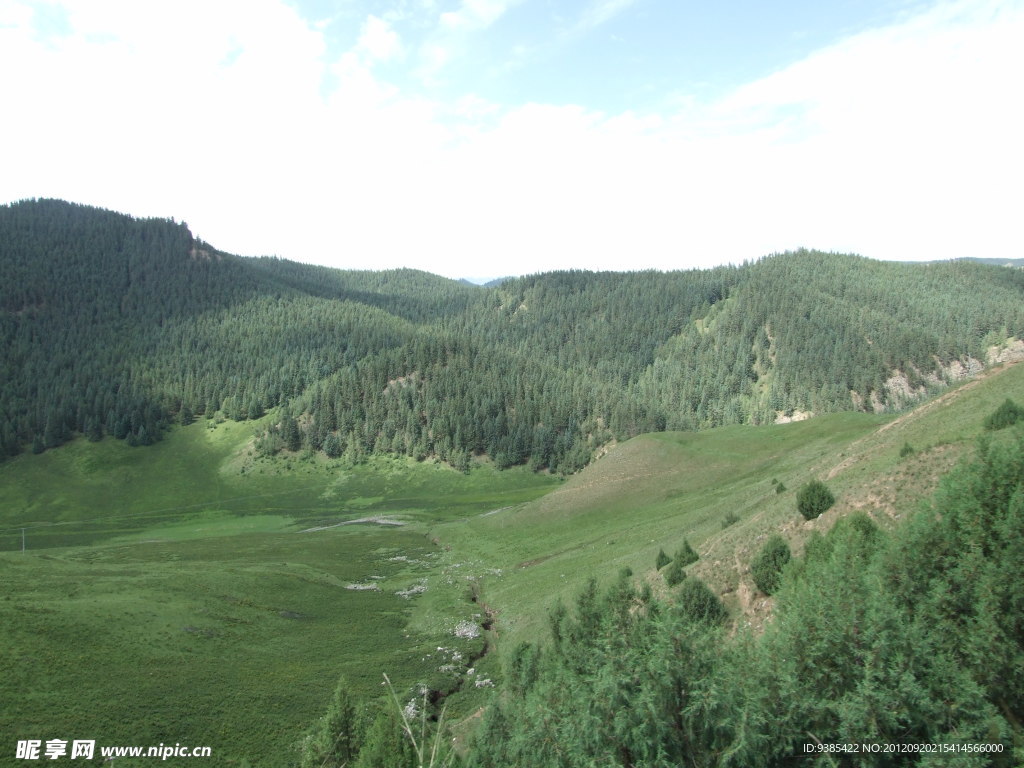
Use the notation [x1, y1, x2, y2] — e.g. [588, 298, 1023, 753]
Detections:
[436, 360, 1024, 648]
[0, 418, 558, 765]
[2, 361, 1022, 764]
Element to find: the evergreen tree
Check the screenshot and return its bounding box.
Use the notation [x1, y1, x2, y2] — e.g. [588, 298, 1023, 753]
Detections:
[351, 704, 417, 768]
[797, 479, 835, 520]
[299, 678, 364, 768]
[664, 557, 686, 587]
[675, 538, 699, 566]
[322, 432, 342, 458]
[655, 548, 671, 570]
[675, 576, 727, 625]
[751, 534, 791, 595]
[281, 414, 301, 453]
[984, 397, 1024, 431]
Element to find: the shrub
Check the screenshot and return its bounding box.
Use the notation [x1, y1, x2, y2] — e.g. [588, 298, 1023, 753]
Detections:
[983, 398, 1024, 431]
[797, 480, 835, 520]
[721, 511, 740, 529]
[676, 577, 727, 625]
[899, 441, 915, 458]
[750, 534, 791, 595]
[775, 482, 786, 494]
[664, 558, 686, 587]
[655, 548, 671, 570]
[675, 539, 699, 567]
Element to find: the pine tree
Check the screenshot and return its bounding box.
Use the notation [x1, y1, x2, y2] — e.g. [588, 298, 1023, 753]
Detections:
[797, 480, 835, 520]
[299, 678, 363, 768]
[676, 577, 726, 625]
[655, 548, 671, 570]
[751, 534, 791, 595]
[675, 539, 698, 567]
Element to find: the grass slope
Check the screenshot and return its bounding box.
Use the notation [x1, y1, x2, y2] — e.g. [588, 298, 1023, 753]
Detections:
[0, 417, 558, 766]
[438, 360, 1024, 652]
[2, 361, 1021, 763]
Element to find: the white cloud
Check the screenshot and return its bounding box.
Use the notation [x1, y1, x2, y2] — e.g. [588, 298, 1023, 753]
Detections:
[417, 0, 522, 82]
[1, 0, 1021, 278]
[416, 40, 452, 82]
[687, 0, 1024, 262]
[439, 0, 519, 32]
[356, 14, 403, 63]
[576, 0, 641, 32]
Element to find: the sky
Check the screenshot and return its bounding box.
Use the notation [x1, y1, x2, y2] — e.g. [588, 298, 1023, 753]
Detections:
[1, 0, 1021, 279]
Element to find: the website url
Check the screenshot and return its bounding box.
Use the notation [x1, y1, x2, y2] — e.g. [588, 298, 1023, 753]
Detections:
[15, 739, 211, 760]
[101, 744, 212, 760]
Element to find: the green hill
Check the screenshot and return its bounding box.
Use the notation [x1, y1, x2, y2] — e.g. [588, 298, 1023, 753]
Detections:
[4, 198, 1024, 763]
[454, 362, 1024, 766]
[440, 359, 1024, 648]
[0, 358, 1020, 763]
[3, 199, 1024, 473]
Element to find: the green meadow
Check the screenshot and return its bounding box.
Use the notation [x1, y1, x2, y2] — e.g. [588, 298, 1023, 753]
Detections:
[2, 361, 1023, 764]
[436, 360, 1024, 647]
[0, 418, 558, 765]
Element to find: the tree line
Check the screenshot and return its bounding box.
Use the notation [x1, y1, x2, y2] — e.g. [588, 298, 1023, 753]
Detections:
[3, 199, 1024, 471]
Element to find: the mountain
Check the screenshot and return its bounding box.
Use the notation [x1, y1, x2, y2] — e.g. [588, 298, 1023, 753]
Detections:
[2, 198, 1023, 472]
[962, 256, 1024, 268]
[458, 276, 512, 286]
[914, 256, 1024, 268]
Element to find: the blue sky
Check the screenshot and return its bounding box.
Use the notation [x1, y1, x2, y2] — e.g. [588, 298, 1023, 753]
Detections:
[1, 0, 1021, 278]
[305, 0, 890, 110]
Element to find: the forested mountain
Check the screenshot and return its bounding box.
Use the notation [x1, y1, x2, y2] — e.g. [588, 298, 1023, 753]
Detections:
[926, 257, 1024, 268]
[3, 198, 1024, 470]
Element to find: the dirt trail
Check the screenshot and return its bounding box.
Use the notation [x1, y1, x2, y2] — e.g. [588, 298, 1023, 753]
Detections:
[298, 515, 405, 532]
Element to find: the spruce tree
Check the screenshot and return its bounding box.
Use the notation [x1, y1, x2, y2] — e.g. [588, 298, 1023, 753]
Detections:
[664, 557, 686, 587]
[299, 678, 363, 768]
[751, 534, 791, 595]
[983, 397, 1024, 431]
[676, 577, 726, 625]
[655, 548, 671, 570]
[675, 539, 698, 567]
[797, 479, 835, 520]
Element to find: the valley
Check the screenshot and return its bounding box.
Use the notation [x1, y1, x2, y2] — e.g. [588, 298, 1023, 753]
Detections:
[0, 417, 558, 764]
[2, 361, 1021, 764]
[2, 199, 1023, 765]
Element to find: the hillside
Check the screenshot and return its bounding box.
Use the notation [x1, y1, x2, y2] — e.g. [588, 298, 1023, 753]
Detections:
[0, 416, 560, 763]
[1, 341, 1021, 763]
[452, 361, 1024, 767]
[3, 199, 1024, 474]
[439, 359, 1024, 646]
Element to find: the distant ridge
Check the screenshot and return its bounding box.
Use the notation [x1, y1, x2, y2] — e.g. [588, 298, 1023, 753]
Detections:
[2, 199, 1023, 472]
[907, 256, 1024, 268]
[961, 257, 1024, 268]
[459, 276, 513, 287]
